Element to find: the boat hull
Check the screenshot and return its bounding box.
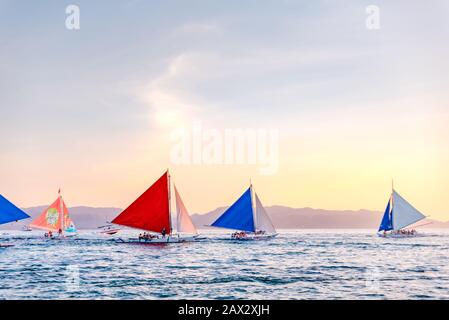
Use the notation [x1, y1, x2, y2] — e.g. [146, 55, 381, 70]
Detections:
[100, 229, 121, 235]
[231, 233, 278, 241]
[377, 232, 420, 238]
[117, 235, 200, 244]
[44, 232, 78, 240]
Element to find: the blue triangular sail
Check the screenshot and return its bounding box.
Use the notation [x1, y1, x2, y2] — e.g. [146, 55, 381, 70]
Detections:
[378, 198, 393, 232]
[0, 195, 30, 225]
[211, 187, 255, 232]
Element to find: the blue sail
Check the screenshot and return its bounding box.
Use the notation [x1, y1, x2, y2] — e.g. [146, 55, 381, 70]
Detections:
[378, 198, 393, 232]
[211, 187, 255, 232]
[0, 195, 30, 225]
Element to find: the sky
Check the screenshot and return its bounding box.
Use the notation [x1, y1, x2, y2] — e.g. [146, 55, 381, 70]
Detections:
[1, 1, 448, 219]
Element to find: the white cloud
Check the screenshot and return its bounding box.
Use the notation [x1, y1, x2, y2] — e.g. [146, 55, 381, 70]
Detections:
[174, 23, 221, 36]
[137, 53, 205, 129]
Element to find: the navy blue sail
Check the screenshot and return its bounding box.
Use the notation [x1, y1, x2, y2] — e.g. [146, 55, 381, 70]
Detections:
[378, 198, 393, 232]
[0, 195, 30, 225]
[211, 187, 255, 232]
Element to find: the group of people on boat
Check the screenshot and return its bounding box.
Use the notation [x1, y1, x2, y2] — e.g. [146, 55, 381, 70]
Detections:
[44, 228, 63, 238]
[138, 232, 158, 241]
[138, 227, 169, 241]
[44, 231, 53, 238]
[231, 231, 247, 239]
[394, 229, 417, 236]
[383, 229, 417, 236]
[231, 230, 267, 239]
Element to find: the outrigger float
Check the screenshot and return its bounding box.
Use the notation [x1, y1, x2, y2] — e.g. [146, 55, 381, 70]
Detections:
[210, 183, 277, 240]
[377, 184, 428, 238]
[0, 194, 30, 248]
[112, 170, 201, 244]
[29, 189, 78, 239]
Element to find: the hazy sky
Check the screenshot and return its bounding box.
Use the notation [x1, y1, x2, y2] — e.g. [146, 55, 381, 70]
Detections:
[1, 1, 448, 219]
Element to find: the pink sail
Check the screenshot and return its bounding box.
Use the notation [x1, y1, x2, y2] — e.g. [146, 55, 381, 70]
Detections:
[174, 185, 197, 234]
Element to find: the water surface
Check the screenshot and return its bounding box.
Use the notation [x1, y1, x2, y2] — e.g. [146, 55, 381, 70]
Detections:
[1, 229, 448, 299]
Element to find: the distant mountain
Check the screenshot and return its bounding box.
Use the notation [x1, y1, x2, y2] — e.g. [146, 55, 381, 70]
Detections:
[1, 205, 447, 230]
[190, 206, 448, 230]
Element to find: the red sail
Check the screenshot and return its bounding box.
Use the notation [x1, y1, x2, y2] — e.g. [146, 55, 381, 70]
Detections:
[112, 171, 171, 234]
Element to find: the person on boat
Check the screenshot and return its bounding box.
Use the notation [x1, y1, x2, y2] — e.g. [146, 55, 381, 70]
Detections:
[48, 230, 53, 238]
[58, 228, 63, 236]
[161, 227, 166, 238]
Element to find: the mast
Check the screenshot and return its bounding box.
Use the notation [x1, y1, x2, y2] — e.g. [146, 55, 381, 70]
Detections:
[167, 169, 173, 234]
[250, 182, 257, 232]
[59, 188, 64, 236]
[391, 179, 395, 221]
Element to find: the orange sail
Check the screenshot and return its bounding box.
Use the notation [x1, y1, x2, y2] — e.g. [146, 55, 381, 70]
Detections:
[30, 195, 74, 232]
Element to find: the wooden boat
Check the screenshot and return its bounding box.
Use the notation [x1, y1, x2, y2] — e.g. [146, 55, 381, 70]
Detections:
[29, 189, 78, 238]
[377, 183, 427, 238]
[210, 184, 277, 240]
[112, 170, 200, 244]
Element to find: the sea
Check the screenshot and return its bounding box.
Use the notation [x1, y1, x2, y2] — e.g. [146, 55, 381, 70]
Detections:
[1, 229, 449, 300]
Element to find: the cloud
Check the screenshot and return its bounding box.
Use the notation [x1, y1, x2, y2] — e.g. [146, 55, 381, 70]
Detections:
[174, 23, 221, 36]
[137, 53, 204, 129]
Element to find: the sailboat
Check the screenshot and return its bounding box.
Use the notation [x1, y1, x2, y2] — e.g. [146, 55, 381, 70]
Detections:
[377, 186, 427, 238]
[0, 194, 30, 247]
[29, 189, 77, 238]
[112, 170, 199, 243]
[210, 184, 277, 240]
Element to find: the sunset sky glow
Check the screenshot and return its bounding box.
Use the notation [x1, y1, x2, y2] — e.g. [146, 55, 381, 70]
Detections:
[1, 1, 448, 219]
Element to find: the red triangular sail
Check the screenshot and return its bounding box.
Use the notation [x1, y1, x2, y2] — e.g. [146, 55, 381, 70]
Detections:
[112, 172, 171, 234]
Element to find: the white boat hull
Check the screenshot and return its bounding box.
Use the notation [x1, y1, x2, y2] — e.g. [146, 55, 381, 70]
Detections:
[377, 232, 420, 238]
[231, 233, 278, 241]
[118, 234, 201, 244]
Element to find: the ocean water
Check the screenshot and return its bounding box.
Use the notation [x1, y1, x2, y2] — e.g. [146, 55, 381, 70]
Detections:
[1, 229, 449, 300]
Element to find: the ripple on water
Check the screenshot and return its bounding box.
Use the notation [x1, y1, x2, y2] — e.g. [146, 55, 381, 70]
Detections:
[1, 230, 449, 299]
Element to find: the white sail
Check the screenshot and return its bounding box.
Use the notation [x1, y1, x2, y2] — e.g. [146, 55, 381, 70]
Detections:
[174, 185, 198, 234]
[254, 193, 276, 233]
[392, 190, 426, 230]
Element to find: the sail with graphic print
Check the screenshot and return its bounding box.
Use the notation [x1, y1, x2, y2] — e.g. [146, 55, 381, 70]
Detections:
[29, 190, 77, 237]
[210, 184, 277, 240]
[112, 170, 199, 243]
[378, 186, 427, 237]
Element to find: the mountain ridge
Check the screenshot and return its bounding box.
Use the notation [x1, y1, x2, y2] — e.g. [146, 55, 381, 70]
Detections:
[0, 205, 446, 230]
